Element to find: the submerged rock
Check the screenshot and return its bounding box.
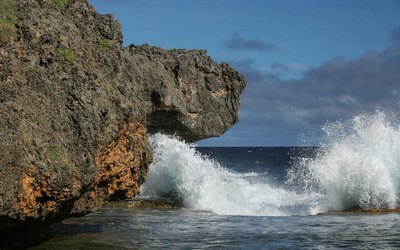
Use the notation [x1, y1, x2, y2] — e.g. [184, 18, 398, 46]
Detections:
[104, 197, 183, 210]
[0, 0, 245, 231]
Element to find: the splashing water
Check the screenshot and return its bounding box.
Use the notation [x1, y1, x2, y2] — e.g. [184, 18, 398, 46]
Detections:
[142, 111, 400, 216]
[141, 133, 322, 216]
[288, 111, 400, 211]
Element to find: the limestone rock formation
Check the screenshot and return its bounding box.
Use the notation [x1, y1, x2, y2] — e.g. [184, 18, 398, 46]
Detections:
[124, 45, 244, 142]
[0, 0, 245, 227]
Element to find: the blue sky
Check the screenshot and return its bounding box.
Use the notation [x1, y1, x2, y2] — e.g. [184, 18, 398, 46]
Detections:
[89, 0, 400, 146]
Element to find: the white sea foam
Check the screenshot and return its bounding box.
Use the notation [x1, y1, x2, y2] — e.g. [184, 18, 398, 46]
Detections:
[141, 133, 322, 216]
[141, 111, 400, 216]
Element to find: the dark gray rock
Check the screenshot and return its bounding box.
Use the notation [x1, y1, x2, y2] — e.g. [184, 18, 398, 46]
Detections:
[124, 44, 245, 142]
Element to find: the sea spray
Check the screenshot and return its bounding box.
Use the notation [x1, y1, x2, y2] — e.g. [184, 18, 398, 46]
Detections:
[141, 133, 322, 216]
[142, 111, 400, 216]
[287, 111, 400, 211]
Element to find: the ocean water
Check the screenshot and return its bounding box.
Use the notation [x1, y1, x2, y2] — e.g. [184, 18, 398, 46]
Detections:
[33, 112, 400, 249]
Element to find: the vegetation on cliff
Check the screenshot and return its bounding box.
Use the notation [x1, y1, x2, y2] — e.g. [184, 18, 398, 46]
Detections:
[52, 0, 68, 7]
[0, 0, 15, 45]
[55, 48, 76, 62]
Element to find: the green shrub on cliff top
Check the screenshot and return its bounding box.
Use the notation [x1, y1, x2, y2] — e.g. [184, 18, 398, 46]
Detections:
[0, 0, 16, 45]
[52, 0, 68, 7]
[99, 38, 112, 52]
[0, 0, 15, 22]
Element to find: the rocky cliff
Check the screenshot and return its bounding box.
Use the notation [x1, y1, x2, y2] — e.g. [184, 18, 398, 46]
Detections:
[0, 0, 245, 229]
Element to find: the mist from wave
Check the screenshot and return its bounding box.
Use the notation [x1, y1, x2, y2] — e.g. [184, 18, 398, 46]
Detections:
[141, 111, 400, 216]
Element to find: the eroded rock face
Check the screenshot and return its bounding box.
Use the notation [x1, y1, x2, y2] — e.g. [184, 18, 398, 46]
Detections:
[0, 0, 246, 224]
[73, 119, 151, 214]
[124, 45, 245, 142]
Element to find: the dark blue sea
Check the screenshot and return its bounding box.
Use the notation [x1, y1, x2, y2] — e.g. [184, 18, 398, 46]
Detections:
[33, 126, 400, 249]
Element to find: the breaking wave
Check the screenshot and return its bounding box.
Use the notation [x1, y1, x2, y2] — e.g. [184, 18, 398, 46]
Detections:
[287, 111, 400, 211]
[141, 111, 400, 216]
[141, 133, 322, 216]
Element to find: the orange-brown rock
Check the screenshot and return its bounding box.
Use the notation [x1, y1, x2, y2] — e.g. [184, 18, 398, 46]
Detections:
[72, 120, 151, 214]
[16, 165, 82, 219]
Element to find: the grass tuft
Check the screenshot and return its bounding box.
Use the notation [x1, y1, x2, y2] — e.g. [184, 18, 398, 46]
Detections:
[48, 145, 63, 162]
[56, 48, 76, 62]
[99, 38, 112, 52]
[0, 0, 16, 45]
[48, 145, 75, 169]
[52, 0, 68, 7]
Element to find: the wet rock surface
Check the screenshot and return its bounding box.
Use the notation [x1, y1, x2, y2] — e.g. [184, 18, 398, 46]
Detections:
[104, 197, 183, 210]
[0, 0, 245, 236]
